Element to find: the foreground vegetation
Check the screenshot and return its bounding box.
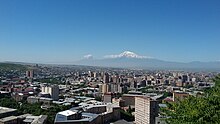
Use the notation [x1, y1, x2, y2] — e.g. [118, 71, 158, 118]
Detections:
[163, 75, 220, 124]
[120, 106, 135, 122]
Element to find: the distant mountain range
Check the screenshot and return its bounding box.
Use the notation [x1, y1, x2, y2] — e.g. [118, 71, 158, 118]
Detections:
[1, 51, 220, 71]
[74, 51, 220, 71]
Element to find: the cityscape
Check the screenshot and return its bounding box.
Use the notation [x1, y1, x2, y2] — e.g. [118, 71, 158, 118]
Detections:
[1, 0, 220, 124]
[0, 63, 218, 124]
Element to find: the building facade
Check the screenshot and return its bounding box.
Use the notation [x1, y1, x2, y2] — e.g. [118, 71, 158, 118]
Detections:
[41, 85, 59, 101]
[135, 96, 158, 124]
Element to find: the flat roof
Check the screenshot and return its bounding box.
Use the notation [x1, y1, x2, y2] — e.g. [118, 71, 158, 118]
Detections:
[17, 114, 32, 119]
[111, 119, 134, 124]
[0, 107, 17, 114]
[122, 94, 143, 97]
[39, 97, 53, 101]
[58, 110, 78, 116]
[0, 116, 17, 122]
[23, 118, 34, 123]
[135, 95, 154, 100]
[55, 112, 98, 123]
[32, 115, 48, 124]
[28, 96, 53, 100]
[174, 91, 190, 94]
[23, 115, 47, 123]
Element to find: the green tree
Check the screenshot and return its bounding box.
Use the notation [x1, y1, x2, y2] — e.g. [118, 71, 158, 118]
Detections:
[164, 76, 220, 124]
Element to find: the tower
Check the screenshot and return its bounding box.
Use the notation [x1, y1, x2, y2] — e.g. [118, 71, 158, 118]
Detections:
[135, 96, 158, 124]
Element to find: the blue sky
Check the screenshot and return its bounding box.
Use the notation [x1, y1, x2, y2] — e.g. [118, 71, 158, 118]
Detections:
[0, 0, 220, 63]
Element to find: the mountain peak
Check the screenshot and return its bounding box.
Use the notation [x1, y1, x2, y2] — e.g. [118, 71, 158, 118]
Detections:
[119, 51, 141, 58]
[104, 51, 150, 59]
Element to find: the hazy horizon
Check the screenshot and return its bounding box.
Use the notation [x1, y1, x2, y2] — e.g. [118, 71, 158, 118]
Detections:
[1, 50, 220, 65]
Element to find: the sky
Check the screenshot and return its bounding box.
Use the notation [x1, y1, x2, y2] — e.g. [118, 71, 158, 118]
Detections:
[0, 0, 220, 63]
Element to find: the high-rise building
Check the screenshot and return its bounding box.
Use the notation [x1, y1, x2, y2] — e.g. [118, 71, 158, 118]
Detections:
[88, 71, 94, 77]
[103, 73, 110, 83]
[182, 75, 188, 83]
[109, 83, 123, 93]
[26, 70, 34, 78]
[99, 83, 110, 94]
[112, 75, 120, 83]
[135, 96, 158, 124]
[26, 71, 29, 77]
[93, 72, 97, 78]
[41, 85, 59, 101]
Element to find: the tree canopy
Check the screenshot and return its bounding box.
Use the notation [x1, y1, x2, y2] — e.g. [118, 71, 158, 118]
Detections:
[163, 75, 220, 124]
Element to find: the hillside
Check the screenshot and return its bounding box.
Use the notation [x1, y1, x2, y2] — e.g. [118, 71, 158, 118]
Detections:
[0, 63, 27, 71]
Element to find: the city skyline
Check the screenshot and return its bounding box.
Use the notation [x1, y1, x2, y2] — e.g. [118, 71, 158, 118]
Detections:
[0, 0, 220, 63]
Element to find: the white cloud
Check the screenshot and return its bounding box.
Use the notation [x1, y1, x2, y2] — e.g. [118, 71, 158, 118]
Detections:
[83, 54, 93, 59]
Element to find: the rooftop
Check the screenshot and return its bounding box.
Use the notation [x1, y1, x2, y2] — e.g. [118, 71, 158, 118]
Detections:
[23, 115, 47, 124]
[122, 94, 143, 97]
[111, 119, 134, 124]
[0, 116, 17, 122]
[135, 95, 154, 101]
[17, 114, 32, 119]
[0, 107, 17, 114]
[32, 115, 48, 124]
[58, 110, 78, 116]
[28, 96, 53, 101]
[55, 112, 99, 123]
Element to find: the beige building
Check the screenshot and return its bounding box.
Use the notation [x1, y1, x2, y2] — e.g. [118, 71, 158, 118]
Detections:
[173, 91, 190, 102]
[121, 94, 142, 107]
[99, 83, 110, 94]
[135, 96, 158, 124]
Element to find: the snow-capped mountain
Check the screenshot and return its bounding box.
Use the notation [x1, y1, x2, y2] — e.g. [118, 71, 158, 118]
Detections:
[74, 51, 220, 70]
[104, 51, 150, 59]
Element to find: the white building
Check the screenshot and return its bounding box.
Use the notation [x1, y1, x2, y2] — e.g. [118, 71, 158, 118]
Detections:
[41, 85, 59, 101]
